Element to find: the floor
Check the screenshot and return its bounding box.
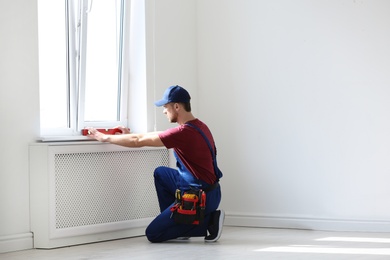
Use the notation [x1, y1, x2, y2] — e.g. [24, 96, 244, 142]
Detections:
[2, 226, 390, 260]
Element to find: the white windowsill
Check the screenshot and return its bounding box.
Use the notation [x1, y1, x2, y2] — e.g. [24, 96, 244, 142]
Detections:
[39, 135, 94, 142]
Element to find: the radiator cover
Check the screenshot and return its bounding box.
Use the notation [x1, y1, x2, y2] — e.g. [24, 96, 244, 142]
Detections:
[29, 142, 171, 248]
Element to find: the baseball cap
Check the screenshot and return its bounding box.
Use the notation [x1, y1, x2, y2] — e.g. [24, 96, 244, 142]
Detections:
[154, 85, 191, 107]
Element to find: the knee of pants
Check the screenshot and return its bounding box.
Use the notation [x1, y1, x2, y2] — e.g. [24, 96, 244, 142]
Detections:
[145, 230, 156, 243]
[145, 224, 163, 243]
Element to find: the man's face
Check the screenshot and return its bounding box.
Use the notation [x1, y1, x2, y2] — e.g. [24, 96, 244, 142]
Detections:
[163, 103, 178, 123]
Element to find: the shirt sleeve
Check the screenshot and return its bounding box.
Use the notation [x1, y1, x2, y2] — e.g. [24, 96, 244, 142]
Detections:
[158, 125, 189, 149]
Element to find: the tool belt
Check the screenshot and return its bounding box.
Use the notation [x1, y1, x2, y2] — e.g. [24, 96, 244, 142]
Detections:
[203, 181, 219, 192]
[170, 188, 206, 225]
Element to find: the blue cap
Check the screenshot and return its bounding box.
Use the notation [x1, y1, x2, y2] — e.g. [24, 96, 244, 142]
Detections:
[154, 85, 191, 107]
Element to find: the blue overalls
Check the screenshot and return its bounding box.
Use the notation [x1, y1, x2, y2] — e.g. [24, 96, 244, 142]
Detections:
[145, 151, 221, 242]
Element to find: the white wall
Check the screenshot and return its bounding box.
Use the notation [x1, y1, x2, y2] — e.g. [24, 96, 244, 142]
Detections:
[0, 0, 40, 253]
[197, 0, 390, 231]
[145, 0, 198, 131]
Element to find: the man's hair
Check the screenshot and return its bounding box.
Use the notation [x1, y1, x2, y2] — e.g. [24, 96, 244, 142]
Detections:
[170, 102, 191, 112]
[182, 102, 191, 112]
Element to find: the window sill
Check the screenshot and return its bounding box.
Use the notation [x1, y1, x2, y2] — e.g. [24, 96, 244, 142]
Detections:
[39, 135, 94, 142]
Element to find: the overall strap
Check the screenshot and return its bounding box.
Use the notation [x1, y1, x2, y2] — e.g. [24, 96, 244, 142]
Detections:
[186, 123, 221, 181]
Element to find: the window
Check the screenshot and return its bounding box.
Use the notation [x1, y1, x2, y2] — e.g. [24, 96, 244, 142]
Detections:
[38, 0, 129, 138]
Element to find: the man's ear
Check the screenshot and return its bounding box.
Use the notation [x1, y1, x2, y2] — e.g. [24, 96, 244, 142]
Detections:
[174, 103, 180, 110]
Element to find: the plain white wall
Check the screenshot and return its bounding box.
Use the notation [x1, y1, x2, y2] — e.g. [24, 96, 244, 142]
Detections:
[0, 0, 40, 252]
[197, 0, 390, 230]
[146, 0, 198, 132]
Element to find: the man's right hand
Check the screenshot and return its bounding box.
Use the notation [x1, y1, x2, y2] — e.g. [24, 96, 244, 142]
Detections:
[116, 126, 131, 134]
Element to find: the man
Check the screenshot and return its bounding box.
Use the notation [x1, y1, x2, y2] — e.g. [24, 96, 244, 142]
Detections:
[87, 85, 224, 243]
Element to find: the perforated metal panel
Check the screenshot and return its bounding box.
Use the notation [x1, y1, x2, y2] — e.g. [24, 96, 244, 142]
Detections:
[53, 149, 168, 230]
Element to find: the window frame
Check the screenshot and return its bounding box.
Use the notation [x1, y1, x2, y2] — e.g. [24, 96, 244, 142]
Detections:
[39, 0, 130, 139]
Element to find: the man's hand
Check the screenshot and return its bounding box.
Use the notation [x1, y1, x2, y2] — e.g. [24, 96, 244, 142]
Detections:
[116, 126, 131, 134]
[87, 127, 109, 142]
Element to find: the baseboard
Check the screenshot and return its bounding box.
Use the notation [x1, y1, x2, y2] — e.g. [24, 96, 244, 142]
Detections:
[225, 212, 390, 233]
[0, 233, 33, 254]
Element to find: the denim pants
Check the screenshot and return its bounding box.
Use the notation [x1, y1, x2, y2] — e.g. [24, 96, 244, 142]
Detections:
[145, 166, 221, 242]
